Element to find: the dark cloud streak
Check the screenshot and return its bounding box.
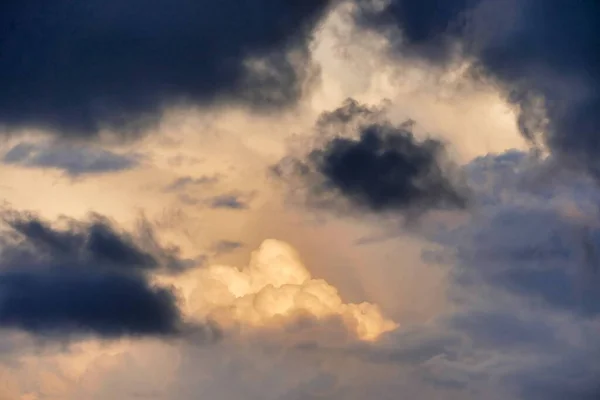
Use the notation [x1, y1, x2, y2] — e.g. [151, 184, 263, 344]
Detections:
[2, 142, 140, 176]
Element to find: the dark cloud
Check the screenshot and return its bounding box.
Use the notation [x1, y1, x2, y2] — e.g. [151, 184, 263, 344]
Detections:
[212, 240, 244, 255]
[2, 142, 140, 176]
[208, 194, 250, 210]
[354, 0, 478, 63]
[0, 210, 192, 338]
[448, 205, 600, 317]
[0, 270, 180, 337]
[374, 149, 600, 398]
[427, 151, 600, 317]
[353, 0, 600, 176]
[0, 0, 332, 137]
[449, 311, 558, 350]
[274, 99, 468, 214]
[164, 175, 220, 193]
[2, 211, 162, 271]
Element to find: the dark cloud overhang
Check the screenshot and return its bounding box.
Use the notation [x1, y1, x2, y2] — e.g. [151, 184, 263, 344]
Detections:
[0, 210, 196, 338]
[274, 98, 469, 215]
[352, 0, 600, 176]
[0, 0, 333, 138]
[309, 124, 468, 212]
[0, 269, 181, 337]
[2, 212, 160, 270]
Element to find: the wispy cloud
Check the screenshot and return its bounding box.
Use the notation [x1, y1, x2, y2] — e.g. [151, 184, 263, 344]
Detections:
[2, 142, 141, 177]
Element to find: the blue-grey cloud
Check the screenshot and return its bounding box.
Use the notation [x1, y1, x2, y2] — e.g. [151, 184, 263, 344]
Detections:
[208, 194, 251, 210]
[331, 149, 600, 399]
[353, 0, 600, 176]
[0, 0, 332, 137]
[433, 152, 600, 317]
[164, 175, 220, 192]
[420, 150, 600, 398]
[3, 142, 140, 176]
[274, 99, 469, 214]
[0, 210, 199, 338]
[211, 240, 244, 255]
[0, 269, 180, 338]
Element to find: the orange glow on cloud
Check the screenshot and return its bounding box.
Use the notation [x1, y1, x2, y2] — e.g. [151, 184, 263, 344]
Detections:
[177, 239, 397, 341]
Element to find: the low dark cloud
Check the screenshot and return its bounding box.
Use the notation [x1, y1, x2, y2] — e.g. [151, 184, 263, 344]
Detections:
[164, 175, 220, 193]
[0, 210, 191, 338]
[431, 151, 600, 317]
[353, 0, 478, 63]
[212, 240, 244, 255]
[2, 211, 164, 271]
[2, 142, 140, 176]
[0, 0, 332, 137]
[358, 149, 600, 399]
[0, 270, 179, 337]
[274, 99, 468, 214]
[208, 194, 251, 210]
[353, 0, 600, 176]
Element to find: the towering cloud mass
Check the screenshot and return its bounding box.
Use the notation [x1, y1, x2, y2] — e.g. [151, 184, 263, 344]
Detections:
[353, 0, 600, 175]
[0, 0, 331, 136]
[180, 239, 397, 341]
[275, 99, 468, 214]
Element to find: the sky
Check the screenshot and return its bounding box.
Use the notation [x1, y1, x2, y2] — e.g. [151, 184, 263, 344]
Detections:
[0, 0, 599, 399]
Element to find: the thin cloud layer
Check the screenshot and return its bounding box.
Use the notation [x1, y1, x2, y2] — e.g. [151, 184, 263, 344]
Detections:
[330, 149, 600, 399]
[0, 0, 332, 137]
[207, 193, 252, 210]
[164, 175, 220, 193]
[443, 152, 600, 316]
[2, 142, 140, 177]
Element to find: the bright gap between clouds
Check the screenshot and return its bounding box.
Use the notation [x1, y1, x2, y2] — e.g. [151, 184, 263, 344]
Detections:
[165, 239, 397, 341]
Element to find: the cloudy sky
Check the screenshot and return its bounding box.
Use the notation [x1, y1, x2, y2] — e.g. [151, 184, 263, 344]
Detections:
[0, 0, 599, 399]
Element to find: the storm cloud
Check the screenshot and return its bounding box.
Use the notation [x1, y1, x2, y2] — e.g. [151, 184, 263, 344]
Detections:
[0, 0, 332, 137]
[0, 210, 187, 338]
[0, 269, 180, 338]
[275, 99, 468, 214]
[353, 0, 600, 175]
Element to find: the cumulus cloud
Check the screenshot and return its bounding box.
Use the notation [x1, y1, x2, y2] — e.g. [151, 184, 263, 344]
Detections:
[274, 98, 469, 215]
[176, 239, 397, 341]
[1, 150, 599, 399]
